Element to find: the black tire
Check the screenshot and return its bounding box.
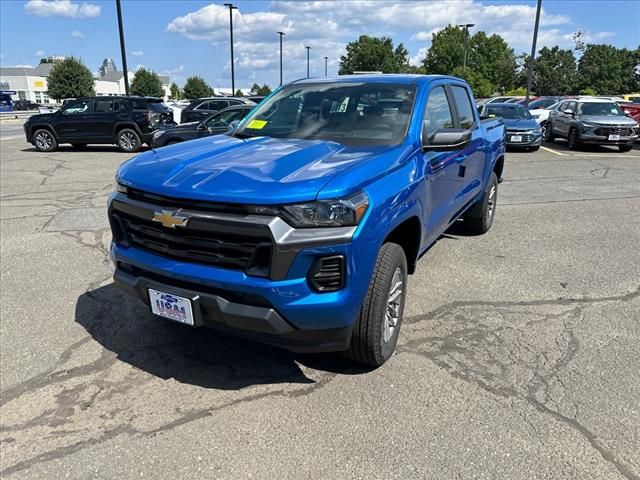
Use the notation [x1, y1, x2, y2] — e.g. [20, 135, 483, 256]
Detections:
[543, 121, 554, 142]
[530, 146, 540, 152]
[619, 144, 633, 153]
[116, 128, 141, 153]
[71, 143, 87, 149]
[32, 128, 58, 152]
[463, 172, 498, 235]
[567, 128, 579, 150]
[344, 243, 408, 367]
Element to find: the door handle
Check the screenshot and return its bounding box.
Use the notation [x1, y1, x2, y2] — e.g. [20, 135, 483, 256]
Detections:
[454, 154, 466, 164]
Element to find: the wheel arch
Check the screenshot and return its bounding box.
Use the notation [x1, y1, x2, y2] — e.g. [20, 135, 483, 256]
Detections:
[383, 215, 422, 274]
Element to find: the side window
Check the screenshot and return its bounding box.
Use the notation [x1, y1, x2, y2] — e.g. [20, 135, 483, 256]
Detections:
[209, 100, 229, 111]
[567, 101, 577, 113]
[63, 99, 93, 115]
[94, 99, 113, 113]
[195, 101, 210, 110]
[422, 86, 454, 144]
[450, 86, 475, 129]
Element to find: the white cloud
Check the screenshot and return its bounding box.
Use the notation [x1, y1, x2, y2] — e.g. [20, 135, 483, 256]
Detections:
[8, 64, 35, 68]
[131, 50, 144, 56]
[33, 49, 45, 57]
[71, 30, 85, 38]
[25, 0, 101, 19]
[164, 65, 184, 75]
[409, 47, 428, 67]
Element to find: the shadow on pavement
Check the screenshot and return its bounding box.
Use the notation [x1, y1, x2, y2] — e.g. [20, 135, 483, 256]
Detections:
[21, 145, 150, 153]
[76, 283, 370, 391]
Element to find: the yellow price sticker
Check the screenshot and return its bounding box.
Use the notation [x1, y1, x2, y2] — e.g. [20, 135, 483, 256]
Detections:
[247, 119, 267, 129]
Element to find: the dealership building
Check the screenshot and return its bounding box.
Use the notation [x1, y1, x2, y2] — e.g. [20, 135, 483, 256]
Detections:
[0, 60, 171, 104]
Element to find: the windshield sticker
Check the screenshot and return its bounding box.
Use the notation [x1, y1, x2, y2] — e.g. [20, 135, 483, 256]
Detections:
[247, 119, 268, 129]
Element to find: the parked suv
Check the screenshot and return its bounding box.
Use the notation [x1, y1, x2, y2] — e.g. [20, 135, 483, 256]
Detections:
[24, 96, 173, 153]
[109, 75, 506, 366]
[545, 98, 639, 151]
[180, 97, 254, 123]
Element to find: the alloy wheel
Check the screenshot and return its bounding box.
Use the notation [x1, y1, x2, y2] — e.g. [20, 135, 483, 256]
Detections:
[383, 267, 404, 344]
[35, 131, 53, 150]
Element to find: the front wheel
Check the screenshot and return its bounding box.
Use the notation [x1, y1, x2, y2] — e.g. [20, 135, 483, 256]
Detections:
[344, 243, 408, 367]
[117, 128, 141, 153]
[567, 128, 579, 150]
[33, 129, 57, 152]
[619, 144, 633, 153]
[463, 172, 498, 235]
[543, 122, 554, 142]
[530, 146, 540, 152]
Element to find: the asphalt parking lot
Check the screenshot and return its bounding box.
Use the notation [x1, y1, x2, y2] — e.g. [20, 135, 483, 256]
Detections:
[1, 121, 639, 479]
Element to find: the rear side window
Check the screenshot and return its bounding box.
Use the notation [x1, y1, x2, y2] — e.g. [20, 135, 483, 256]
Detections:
[423, 86, 454, 144]
[450, 86, 475, 129]
[146, 102, 166, 112]
[131, 99, 147, 110]
[208, 100, 229, 111]
[94, 99, 113, 113]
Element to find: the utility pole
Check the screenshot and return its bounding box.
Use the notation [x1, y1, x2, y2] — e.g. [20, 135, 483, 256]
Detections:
[457, 23, 475, 76]
[305, 46, 311, 78]
[224, 3, 238, 94]
[115, 0, 129, 95]
[277, 31, 285, 86]
[525, 0, 542, 105]
[324, 56, 328, 77]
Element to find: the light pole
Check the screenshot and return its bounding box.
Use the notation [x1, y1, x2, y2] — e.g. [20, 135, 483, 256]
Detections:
[115, 0, 129, 95]
[305, 46, 311, 78]
[224, 3, 238, 94]
[277, 31, 285, 86]
[525, 0, 542, 105]
[457, 23, 475, 76]
[324, 56, 328, 77]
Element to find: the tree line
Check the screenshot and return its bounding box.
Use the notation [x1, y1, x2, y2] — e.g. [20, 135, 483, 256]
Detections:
[339, 27, 640, 97]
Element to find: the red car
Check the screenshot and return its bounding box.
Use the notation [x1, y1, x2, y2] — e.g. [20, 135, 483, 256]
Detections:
[619, 101, 640, 123]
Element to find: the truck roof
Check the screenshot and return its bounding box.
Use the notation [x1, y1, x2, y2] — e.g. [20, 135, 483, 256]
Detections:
[290, 74, 460, 86]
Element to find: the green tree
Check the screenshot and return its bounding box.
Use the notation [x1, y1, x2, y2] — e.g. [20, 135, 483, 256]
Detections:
[170, 82, 181, 99]
[531, 46, 576, 95]
[182, 76, 212, 99]
[46, 57, 94, 101]
[250, 82, 261, 93]
[339, 35, 411, 74]
[235, 88, 244, 96]
[256, 83, 272, 96]
[577, 44, 640, 94]
[452, 67, 493, 97]
[422, 26, 516, 94]
[130, 67, 164, 97]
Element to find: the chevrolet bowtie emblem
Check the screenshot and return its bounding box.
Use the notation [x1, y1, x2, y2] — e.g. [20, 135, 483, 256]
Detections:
[152, 209, 189, 229]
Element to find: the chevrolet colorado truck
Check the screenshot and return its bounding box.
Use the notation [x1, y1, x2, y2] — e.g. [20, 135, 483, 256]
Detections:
[108, 75, 506, 366]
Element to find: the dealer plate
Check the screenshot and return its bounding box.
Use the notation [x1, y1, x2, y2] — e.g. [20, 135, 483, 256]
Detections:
[510, 135, 523, 142]
[608, 134, 620, 141]
[149, 288, 194, 326]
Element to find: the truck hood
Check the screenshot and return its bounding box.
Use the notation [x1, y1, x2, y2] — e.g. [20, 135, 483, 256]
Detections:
[581, 115, 637, 126]
[118, 135, 403, 204]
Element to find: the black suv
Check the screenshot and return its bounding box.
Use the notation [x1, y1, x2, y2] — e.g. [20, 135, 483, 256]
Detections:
[180, 97, 254, 123]
[24, 96, 173, 152]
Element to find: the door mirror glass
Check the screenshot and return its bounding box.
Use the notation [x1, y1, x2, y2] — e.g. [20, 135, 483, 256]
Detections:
[422, 128, 471, 151]
[563, 109, 574, 115]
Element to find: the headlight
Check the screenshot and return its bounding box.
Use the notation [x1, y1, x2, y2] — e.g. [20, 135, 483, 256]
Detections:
[114, 174, 127, 193]
[276, 191, 369, 228]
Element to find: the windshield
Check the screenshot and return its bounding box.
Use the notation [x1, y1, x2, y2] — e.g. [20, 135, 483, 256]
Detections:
[234, 82, 416, 146]
[486, 105, 532, 119]
[578, 102, 624, 116]
[147, 102, 168, 112]
[529, 98, 557, 109]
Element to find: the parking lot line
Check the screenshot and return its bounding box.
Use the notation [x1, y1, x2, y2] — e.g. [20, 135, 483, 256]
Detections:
[540, 146, 568, 156]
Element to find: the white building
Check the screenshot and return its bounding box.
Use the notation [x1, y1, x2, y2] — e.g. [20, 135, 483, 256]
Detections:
[0, 65, 171, 103]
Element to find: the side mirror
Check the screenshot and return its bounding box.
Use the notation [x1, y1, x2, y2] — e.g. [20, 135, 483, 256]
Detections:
[563, 109, 574, 115]
[422, 128, 472, 151]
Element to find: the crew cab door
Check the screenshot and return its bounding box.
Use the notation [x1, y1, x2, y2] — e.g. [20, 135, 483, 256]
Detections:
[88, 98, 116, 139]
[55, 99, 94, 140]
[421, 85, 468, 239]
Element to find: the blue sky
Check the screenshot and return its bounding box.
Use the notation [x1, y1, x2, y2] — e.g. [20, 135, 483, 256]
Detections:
[1, 0, 639, 89]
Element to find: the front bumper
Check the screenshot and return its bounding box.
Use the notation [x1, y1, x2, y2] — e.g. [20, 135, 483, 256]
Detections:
[113, 263, 353, 352]
[577, 133, 637, 146]
[505, 131, 542, 148]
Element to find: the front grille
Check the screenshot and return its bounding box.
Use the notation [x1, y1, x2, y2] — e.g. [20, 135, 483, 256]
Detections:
[506, 131, 533, 143]
[594, 126, 632, 136]
[110, 198, 273, 277]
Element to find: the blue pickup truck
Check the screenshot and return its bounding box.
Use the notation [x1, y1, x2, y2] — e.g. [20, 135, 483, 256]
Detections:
[109, 75, 505, 366]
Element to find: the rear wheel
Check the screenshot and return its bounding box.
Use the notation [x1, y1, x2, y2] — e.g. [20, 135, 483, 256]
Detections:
[463, 172, 498, 235]
[344, 243, 407, 367]
[619, 144, 633, 153]
[117, 128, 141, 153]
[567, 128, 579, 150]
[33, 129, 57, 152]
